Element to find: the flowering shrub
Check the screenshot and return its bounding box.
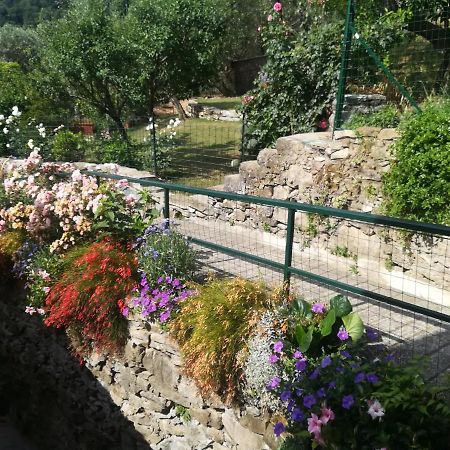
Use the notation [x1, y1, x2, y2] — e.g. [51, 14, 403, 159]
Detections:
[271, 348, 450, 449]
[262, 296, 450, 449]
[44, 240, 138, 354]
[144, 117, 182, 172]
[136, 220, 197, 287]
[242, 1, 342, 153]
[0, 150, 155, 252]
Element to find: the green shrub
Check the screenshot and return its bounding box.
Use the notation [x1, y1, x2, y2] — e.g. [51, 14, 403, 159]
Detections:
[50, 130, 85, 162]
[344, 105, 401, 129]
[383, 100, 450, 224]
[169, 278, 275, 403]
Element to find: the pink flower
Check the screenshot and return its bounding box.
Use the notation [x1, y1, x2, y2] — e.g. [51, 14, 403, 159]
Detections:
[273, 2, 282, 12]
[267, 14, 273, 21]
[25, 306, 37, 315]
[320, 407, 335, 424]
[307, 413, 322, 435]
[367, 399, 385, 420]
[337, 327, 349, 341]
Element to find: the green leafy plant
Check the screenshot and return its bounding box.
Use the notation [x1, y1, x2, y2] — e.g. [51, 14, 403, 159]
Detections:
[345, 105, 401, 129]
[136, 220, 197, 288]
[175, 405, 191, 423]
[284, 295, 363, 357]
[383, 99, 450, 224]
[242, 2, 343, 153]
[50, 130, 85, 162]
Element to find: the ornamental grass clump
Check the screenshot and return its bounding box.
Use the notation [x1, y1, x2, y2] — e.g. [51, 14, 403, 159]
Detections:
[170, 278, 274, 403]
[44, 239, 138, 355]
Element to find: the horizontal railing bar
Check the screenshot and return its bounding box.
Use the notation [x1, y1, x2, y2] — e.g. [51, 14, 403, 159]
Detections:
[190, 236, 450, 324]
[80, 170, 450, 237]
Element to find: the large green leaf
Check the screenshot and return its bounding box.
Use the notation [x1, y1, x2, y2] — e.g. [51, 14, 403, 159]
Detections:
[329, 295, 352, 317]
[342, 313, 364, 342]
[292, 298, 312, 318]
[295, 324, 314, 352]
[320, 308, 336, 336]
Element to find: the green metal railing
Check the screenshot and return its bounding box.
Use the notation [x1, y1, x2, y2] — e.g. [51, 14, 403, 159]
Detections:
[85, 169, 450, 325]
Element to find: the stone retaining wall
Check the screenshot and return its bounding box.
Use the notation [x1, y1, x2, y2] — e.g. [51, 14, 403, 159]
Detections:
[0, 282, 277, 450]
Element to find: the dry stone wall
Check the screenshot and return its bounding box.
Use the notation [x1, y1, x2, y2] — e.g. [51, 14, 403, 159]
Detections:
[0, 282, 278, 450]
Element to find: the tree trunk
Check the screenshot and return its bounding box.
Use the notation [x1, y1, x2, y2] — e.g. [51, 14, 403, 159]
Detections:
[171, 97, 187, 120]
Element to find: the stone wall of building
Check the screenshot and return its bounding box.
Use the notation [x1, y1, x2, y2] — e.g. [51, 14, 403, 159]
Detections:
[0, 281, 277, 450]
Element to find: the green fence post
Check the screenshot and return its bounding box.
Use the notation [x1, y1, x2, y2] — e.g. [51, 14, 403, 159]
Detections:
[164, 188, 170, 220]
[151, 108, 158, 178]
[334, 0, 355, 132]
[240, 111, 246, 163]
[284, 206, 296, 295]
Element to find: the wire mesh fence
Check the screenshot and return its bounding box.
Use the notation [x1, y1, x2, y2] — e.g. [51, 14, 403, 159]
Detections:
[84, 170, 450, 381]
[334, 0, 450, 128]
[1, 111, 243, 188]
[143, 178, 450, 381]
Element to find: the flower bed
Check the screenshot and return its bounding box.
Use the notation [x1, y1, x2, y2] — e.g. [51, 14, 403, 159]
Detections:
[1, 107, 450, 449]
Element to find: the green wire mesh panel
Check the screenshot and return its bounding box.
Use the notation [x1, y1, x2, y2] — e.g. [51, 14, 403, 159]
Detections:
[336, 0, 450, 127]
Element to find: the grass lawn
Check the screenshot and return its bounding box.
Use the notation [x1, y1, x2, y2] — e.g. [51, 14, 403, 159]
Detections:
[128, 117, 242, 188]
[194, 96, 241, 111]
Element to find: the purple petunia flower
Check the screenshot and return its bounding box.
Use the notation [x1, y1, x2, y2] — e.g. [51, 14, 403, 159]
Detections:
[341, 350, 352, 359]
[293, 350, 303, 359]
[321, 356, 332, 368]
[337, 327, 349, 341]
[295, 358, 307, 372]
[385, 353, 395, 362]
[273, 422, 285, 437]
[159, 309, 171, 322]
[354, 372, 365, 384]
[291, 408, 304, 422]
[303, 394, 316, 409]
[312, 303, 326, 314]
[342, 394, 354, 410]
[280, 390, 292, 402]
[267, 376, 281, 391]
[366, 372, 379, 384]
[316, 388, 326, 398]
[309, 368, 320, 380]
[328, 380, 337, 390]
[269, 354, 279, 364]
[366, 327, 378, 341]
[273, 341, 284, 353]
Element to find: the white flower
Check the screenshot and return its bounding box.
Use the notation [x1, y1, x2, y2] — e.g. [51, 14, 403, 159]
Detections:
[71, 170, 83, 182]
[11, 106, 21, 117]
[27, 139, 34, 149]
[367, 400, 385, 420]
[3, 127, 8, 134]
[0, 114, 4, 121]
